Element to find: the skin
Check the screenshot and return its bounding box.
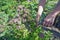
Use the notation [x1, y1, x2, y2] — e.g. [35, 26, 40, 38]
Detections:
[36, 0, 46, 26]
[36, 0, 60, 27]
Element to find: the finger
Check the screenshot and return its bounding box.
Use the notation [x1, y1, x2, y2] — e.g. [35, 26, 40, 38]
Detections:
[47, 21, 51, 27]
[48, 21, 53, 27]
[44, 21, 49, 27]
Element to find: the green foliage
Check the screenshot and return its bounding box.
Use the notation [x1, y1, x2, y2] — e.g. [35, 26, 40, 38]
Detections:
[0, 25, 52, 40]
[0, 0, 58, 40]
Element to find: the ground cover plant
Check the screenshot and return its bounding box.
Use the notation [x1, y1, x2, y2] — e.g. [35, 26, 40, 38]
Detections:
[0, 0, 60, 40]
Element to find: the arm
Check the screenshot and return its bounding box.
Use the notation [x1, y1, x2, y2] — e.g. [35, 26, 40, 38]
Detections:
[36, 0, 46, 26]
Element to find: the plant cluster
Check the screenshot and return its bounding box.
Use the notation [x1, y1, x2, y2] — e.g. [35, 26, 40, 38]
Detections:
[0, 0, 58, 40]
